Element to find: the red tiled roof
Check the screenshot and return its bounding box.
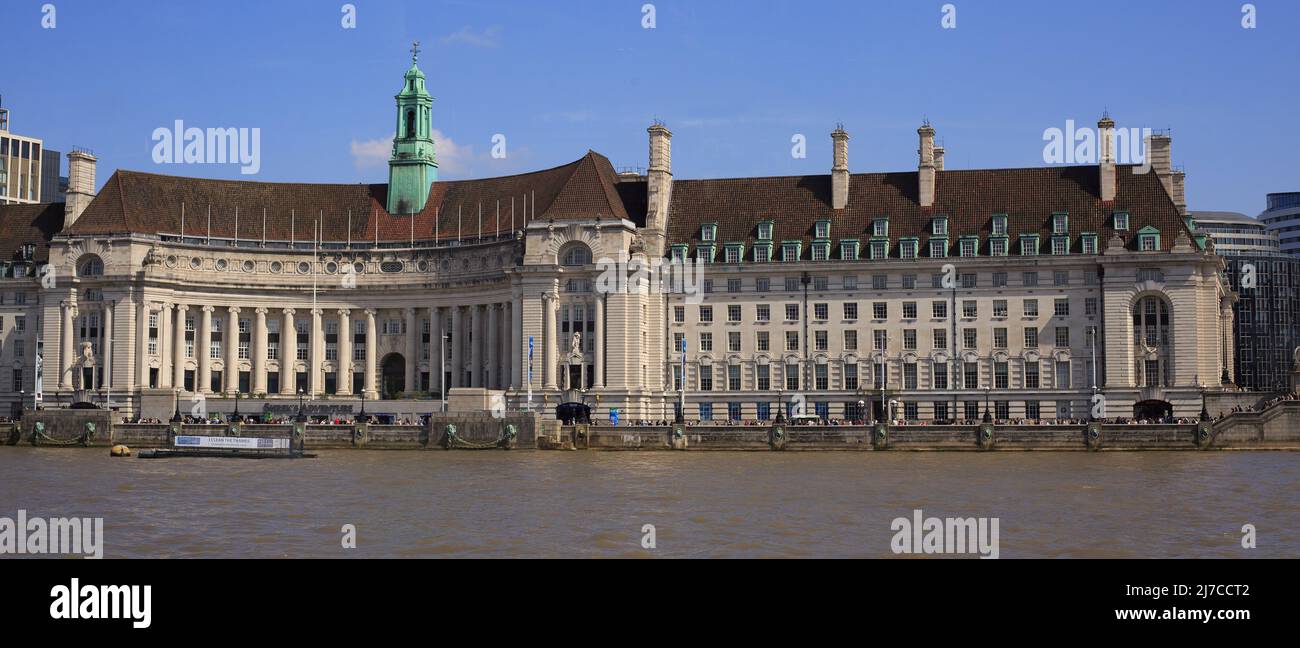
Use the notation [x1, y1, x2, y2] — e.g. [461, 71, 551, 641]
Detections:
[65, 150, 633, 241]
[0, 202, 65, 263]
[666, 165, 1189, 254]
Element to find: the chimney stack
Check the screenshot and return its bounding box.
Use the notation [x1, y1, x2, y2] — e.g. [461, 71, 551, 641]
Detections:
[65, 149, 97, 228]
[1098, 113, 1117, 202]
[1147, 132, 1173, 195]
[933, 145, 945, 172]
[1171, 169, 1187, 215]
[918, 122, 936, 208]
[831, 126, 850, 210]
[644, 122, 673, 256]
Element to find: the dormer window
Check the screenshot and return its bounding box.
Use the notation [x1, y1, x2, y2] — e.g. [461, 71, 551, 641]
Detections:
[757, 221, 774, 241]
[1081, 233, 1099, 255]
[872, 219, 889, 238]
[670, 244, 688, 262]
[1137, 226, 1161, 252]
[814, 220, 831, 239]
[697, 244, 716, 264]
[753, 242, 773, 263]
[782, 241, 801, 262]
[932, 216, 949, 237]
[811, 241, 830, 261]
[989, 238, 1008, 257]
[1020, 235, 1040, 256]
[991, 214, 1008, 236]
[840, 239, 860, 260]
[1052, 212, 1069, 235]
[959, 237, 978, 258]
[898, 238, 918, 259]
[871, 240, 889, 259]
[701, 223, 718, 242]
[1113, 212, 1130, 231]
[724, 243, 744, 265]
[929, 239, 948, 258]
[1051, 236, 1069, 256]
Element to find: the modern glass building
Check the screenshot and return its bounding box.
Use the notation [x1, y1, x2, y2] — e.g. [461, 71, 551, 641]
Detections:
[1260, 192, 1300, 258]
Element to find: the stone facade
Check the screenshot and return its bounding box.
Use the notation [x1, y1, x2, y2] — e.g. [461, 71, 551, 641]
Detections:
[0, 62, 1238, 423]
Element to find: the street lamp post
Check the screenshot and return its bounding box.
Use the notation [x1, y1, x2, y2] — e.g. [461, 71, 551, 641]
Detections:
[170, 388, 182, 423]
[983, 386, 992, 423]
[441, 332, 449, 414]
[296, 388, 306, 422]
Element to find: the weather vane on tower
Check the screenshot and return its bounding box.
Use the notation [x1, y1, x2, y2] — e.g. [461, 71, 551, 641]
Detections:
[411, 40, 421, 62]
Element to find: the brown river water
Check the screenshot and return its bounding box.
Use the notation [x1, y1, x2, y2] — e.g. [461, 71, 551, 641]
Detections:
[2, 449, 1296, 558]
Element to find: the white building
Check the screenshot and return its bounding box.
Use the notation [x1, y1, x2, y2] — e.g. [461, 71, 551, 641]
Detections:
[0, 58, 1236, 421]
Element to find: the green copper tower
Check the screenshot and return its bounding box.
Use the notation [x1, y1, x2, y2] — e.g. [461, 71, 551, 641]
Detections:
[387, 42, 438, 215]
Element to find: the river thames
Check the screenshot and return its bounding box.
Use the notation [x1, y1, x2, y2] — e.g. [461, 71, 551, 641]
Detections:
[3, 449, 1296, 558]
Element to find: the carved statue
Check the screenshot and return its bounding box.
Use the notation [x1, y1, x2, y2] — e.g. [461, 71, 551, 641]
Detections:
[629, 233, 646, 255]
[144, 245, 162, 267]
[73, 341, 95, 390]
[570, 331, 583, 360]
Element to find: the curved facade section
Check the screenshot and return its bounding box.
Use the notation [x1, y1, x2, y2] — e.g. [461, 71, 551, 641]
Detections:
[1260, 192, 1300, 258]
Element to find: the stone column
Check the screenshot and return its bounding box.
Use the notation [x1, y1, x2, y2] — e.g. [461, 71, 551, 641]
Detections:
[160, 303, 174, 389]
[511, 292, 523, 388]
[337, 309, 352, 395]
[253, 308, 268, 395]
[102, 301, 114, 390]
[280, 308, 296, 395]
[364, 308, 378, 399]
[198, 306, 213, 393]
[470, 305, 483, 388]
[487, 303, 499, 389]
[499, 301, 509, 390]
[431, 306, 443, 395]
[225, 306, 240, 393]
[137, 299, 150, 389]
[59, 301, 75, 389]
[173, 305, 188, 390]
[310, 308, 324, 396]
[544, 293, 558, 390]
[404, 307, 418, 394]
[594, 296, 605, 388]
[451, 306, 464, 388]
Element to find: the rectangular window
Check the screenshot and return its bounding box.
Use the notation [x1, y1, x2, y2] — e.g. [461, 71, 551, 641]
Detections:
[844, 275, 859, 290]
[964, 362, 979, 389]
[994, 327, 1007, 349]
[815, 365, 828, 390]
[785, 304, 799, 321]
[930, 240, 947, 258]
[1024, 299, 1039, 317]
[1055, 327, 1070, 348]
[728, 331, 741, 352]
[933, 363, 948, 390]
[933, 329, 947, 350]
[1085, 298, 1098, 316]
[902, 302, 917, 319]
[961, 273, 977, 289]
[990, 239, 1008, 257]
[993, 300, 1008, 318]
[728, 365, 741, 391]
[904, 364, 917, 389]
[699, 306, 713, 323]
[1054, 299, 1070, 317]
[757, 365, 770, 391]
[699, 332, 713, 352]
[1024, 328, 1039, 348]
[813, 276, 828, 291]
[728, 305, 742, 322]
[873, 330, 887, 351]
[786, 364, 800, 391]
[992, 272, 1007, 287]
[1026, 401, 1041, 420]
[814, 303, 829, 321]
[674, 306, 685, 323]
[962, 328, 977, 349]
[1025, 362, 1040, 389]
[699, 368, 713, 391]
[786, 331, 799, 351]
[872, 302, 887, 320]
[844, 364, 858, 390]
[844, 330, 858, 351]
[871, 274, 887, 290]
[843, 303, 858, 320]
[903, 329, 916, 350]
[1053, 271, 1069, 286]
[727, 278, 742, 293]
[995, 362, 1009, 389]
[962, 300, 977, 318]
[932, 301, 947, 319]
[902, 275, 917, 290]
[756, 304, 770, 322]
[814, 330, 828, 351]
[1055, 361, 1071, 389]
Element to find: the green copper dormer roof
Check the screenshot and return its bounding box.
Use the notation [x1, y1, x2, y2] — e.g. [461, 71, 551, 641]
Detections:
[388, 43, 439, 215]
[398, 62, 431, 98]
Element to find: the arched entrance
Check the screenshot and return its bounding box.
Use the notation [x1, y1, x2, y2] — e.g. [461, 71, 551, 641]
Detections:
[381, 354, 406, 399]
[1133, 400, 1173, 421]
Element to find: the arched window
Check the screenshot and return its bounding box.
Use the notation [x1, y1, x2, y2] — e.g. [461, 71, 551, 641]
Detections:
[405, 110, 416, 138]
[560, 244, 592, 267]
[1133, 296, 1172, 388]
[78, 256, 104, 277]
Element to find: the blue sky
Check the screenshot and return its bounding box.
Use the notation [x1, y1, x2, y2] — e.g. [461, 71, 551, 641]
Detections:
[6, 0, 1297, 214]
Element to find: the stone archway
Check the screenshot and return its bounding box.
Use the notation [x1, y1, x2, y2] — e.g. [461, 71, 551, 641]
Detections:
[1133, 399, 1173, 421]
[381, 353, 406, 399]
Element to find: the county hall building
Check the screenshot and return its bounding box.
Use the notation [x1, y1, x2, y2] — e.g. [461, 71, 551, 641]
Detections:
[0, 55, 1235, 422]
